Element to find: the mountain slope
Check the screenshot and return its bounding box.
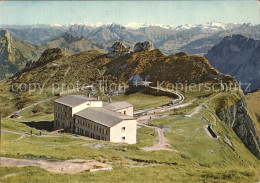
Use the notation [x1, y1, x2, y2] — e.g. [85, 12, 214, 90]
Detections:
[13, 48, 111, 87]
[205, 34, 260, 91]
[3, 25, 69, 45]
[104, 48, 234, 85]
[41, 32, 104, 55]
[0, 29, 43, 79]
[6, 43, 260, 160]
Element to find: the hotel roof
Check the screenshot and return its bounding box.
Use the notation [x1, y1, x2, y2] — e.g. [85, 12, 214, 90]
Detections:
[54, 95, 97, 107]
[75, 107, 134, 127]
[103, 101, 133, 111]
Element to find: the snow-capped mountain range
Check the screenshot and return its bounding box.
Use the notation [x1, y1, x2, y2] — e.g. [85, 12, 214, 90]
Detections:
[49, 21, 239, 31]
[1, 22, 260, 56]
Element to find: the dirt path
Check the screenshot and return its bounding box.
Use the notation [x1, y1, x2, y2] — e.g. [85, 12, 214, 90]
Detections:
[134, 87, 185, 116]
[140, 124, 178, 152]
[136, 88, 187, 152]
[7, 96, 57, 118]
[0, 157, 112, 174]
[1, 129, 95, 142]
[190, 93, 221, 116]
[136, 99, 196, 121]
[1, 129, 61, 138]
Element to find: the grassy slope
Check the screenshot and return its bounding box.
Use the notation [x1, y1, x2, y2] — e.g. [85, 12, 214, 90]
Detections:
[1, 50, 259, 182]
[1, 89, 260, 182]
[110, 92, 173, 111]
[105, 49, 235, 86]
[246, 90, 260, 136]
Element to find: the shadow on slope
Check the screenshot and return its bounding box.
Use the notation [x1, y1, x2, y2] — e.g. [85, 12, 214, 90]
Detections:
[21, 121, 54, 132]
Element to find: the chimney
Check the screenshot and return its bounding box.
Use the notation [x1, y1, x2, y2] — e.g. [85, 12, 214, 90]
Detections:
[97, 96, 100, 101]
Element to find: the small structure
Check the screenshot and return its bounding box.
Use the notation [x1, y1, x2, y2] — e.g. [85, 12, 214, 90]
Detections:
[11, 112, 21, 119]
[207, 124, 220, 139]
[54, 95, 136, 144]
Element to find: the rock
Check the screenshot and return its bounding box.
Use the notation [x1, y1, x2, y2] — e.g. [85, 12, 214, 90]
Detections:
[38, 48, 64, 63]
[217, 95, 260, 159]
[133, 41, 153, 53]
[107, 42, 130, 58]
[24, 60, 36, 69]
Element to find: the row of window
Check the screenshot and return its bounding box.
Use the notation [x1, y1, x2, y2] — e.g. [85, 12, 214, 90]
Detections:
[55, 112, 65, 120]
[55, 105, 70, 112]
[55, 112, 71, 120]
[76, 128, 106, 140]
[75, 118, 108, 135]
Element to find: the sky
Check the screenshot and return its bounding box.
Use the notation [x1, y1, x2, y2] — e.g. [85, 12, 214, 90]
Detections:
[0, 1, 260, 26]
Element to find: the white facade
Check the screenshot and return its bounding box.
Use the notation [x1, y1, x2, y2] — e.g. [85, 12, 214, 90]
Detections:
[54, 95, 136, 144]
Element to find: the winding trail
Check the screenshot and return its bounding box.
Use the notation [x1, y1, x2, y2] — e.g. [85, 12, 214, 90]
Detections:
[140, 124, 178, 152]
[0, 157, 112, 174]
[190, 93, 221, 116]
[0, 129, 94, 141]
[7, 96, 57, 118]
[136, 87, 187, 152]
[134, 87, 185, 116]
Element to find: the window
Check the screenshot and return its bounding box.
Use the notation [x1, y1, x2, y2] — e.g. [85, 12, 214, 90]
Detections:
[85, 130, 89, 137]
[122, 127, 126, 132]
[124, 111, 126, 115]
[88, 123, 90, 128]
[122, 136, 125, 141]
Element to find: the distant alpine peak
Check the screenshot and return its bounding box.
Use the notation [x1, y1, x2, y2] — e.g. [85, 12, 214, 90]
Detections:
[175, 22, 227, 30]
[123, 22, 175, 30]
[53, 22, 258, 31]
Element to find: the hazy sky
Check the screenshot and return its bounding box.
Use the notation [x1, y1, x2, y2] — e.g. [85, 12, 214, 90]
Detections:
[0, 1, 259, 25]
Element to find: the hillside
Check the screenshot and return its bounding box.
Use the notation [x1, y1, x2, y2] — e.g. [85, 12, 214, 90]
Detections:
[205, 34, 260, 91]
[12, 47, 112, 89]
[41, 32, 105, 55]
[12, 41, 236, 88]
[2, 25, 68, 45]
[1, 42, 260, 182]
[0, 29, 43, 79]
[105, 47, 235, 85]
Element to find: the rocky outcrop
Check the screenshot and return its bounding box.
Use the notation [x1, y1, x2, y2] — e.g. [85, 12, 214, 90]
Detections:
[38, 48, 64, 63]
[16, 48, 64, 75]
[107, 42, 130, 58]
[205, 34, 260, 91]
[0, 29, 43, 79]
[217, 95, 260, 159]
[133, 41, 153, 53]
